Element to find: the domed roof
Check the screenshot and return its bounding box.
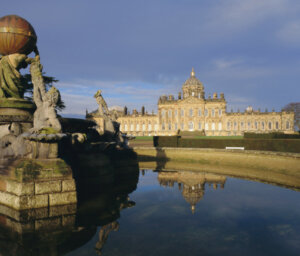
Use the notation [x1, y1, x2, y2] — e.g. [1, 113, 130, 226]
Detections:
[182, 68, 204, 89]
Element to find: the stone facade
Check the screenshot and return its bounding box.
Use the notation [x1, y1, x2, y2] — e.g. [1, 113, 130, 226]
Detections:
[116, 69, 295, 136]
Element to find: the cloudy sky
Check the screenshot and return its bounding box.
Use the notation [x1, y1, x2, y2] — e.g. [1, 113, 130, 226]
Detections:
[2, 0, 300, 117]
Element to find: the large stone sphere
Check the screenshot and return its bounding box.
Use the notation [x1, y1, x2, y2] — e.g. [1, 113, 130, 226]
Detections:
[0, 15, 37, 56]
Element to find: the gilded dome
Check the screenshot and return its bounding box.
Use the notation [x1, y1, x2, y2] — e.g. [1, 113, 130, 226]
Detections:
[182, 68, 204, 89]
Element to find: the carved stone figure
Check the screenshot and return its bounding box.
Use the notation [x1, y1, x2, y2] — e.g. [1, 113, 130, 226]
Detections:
[30, 55, 62, 132]
[0, 53, 29, 98]
[94, 90, 109, 116]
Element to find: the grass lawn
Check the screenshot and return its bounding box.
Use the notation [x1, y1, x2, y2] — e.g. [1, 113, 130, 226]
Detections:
[133, 136, 153, 141]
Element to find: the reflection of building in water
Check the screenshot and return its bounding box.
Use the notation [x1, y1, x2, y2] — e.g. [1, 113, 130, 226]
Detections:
[158, 171, 226, 213]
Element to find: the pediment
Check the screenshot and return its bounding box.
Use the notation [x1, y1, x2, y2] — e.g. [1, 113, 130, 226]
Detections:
[179, 97, 204, 104]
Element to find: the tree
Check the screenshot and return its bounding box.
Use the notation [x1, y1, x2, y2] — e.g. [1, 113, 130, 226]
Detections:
[282, 102, 300, 131]
[22, 73, 65, 111]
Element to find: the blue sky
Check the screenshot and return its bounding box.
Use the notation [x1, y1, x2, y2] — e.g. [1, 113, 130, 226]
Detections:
[2, 0, 300, 117]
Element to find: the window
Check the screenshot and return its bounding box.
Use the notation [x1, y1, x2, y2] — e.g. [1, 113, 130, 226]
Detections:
[168, 123, 171, 130]
[130, 123, 134, 131]
[124, 124, 128, 131]
[219, 109, 222, 116]
[198, 109, 201, 116]
[188, 121, 194, 130]
[261, 122, 265, 130]
[198, 93, 201, 98]
[189, 109, 193, 117]
[255, 121, 258, 130]
[136, 124, 140, 131]
[248, 122, 251, 130]
[154, 123, 158, 131]
[205, 123, 209, 130]
[192, 92, 195, 96]
[168, 110, 172, 118]
[162, 123, 165, 130]
[218, 122, 222, 131]
[198, 122, 202, 130]
[234, 122, 237, 130]
[175, 123, 178, 130]
[268, 122, 272, 130]
[175, 109, 178, 116]
[227, 122, 231, 130]
[212, 109, 215, 117]
[286, 121, 290, 129]
[161, 110, 165, 118]
[212, 122, 215, 130]
[181, 123, 184, 130]
[205, 109, 208, 117]
[142, 123, 145, 131]
[276, 121, 279, 130]
[181, 109, 184, 117]
[148, 123, 152, 131]
[241, 122, 244, 130]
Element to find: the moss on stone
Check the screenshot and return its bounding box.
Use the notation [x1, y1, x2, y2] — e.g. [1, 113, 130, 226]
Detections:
[39, 127, 60, 134]
[0, 98, 35, 109]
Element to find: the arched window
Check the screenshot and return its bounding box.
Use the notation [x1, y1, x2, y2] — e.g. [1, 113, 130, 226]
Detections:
[198, 122, 202, 130]
[130, 123, 134, 131]
[261, 122, 265, 130]
[188, 121, 194, 131]
[276, 121, 279, 130]
[234, 122, 237, 130]
[148, 122, 152, 131]
[205, 123, 209, 130]
[255, 121, 258, 130]
[211, 109, 215, 117]
[168, 123, 172, 130]
[241, 122, 244, 130]
[136, 124, 140, 131]
[168, 110, 172, 118]
[161, 110, 165, 118]
[286, 121, 290, 129]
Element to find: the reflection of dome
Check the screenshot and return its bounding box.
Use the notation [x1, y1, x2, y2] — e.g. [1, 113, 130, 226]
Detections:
[182, 68, 204, 99]
[182, 185, 204, 214]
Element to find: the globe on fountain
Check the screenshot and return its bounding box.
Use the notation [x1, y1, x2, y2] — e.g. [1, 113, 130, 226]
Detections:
[0, 14, 37, 56]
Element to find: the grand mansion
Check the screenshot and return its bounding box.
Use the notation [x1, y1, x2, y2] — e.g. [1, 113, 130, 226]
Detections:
[93, 69, 295, 136]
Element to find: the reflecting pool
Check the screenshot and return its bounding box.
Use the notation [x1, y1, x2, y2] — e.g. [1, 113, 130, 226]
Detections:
[1, 168, 300, 256]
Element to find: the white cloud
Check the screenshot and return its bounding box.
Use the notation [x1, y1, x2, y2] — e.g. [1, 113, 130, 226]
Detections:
[213, 59, 243, 70]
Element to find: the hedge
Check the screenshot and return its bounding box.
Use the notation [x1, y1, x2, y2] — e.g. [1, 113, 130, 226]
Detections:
[153, 136, 300, 153]
[244, 132, 300, 139]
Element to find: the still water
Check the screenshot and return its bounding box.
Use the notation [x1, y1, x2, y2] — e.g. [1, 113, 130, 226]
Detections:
[66, 169, 300, 256]
[1, 168, 300, 256]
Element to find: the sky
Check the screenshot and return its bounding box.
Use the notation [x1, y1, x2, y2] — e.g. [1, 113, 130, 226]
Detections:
[2, 0, 300, 117]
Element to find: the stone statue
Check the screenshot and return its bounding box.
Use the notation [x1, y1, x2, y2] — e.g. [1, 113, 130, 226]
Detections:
[0, 53, 29, 98]
[29, 54, 62, 132]
[94, 90, 109, 116]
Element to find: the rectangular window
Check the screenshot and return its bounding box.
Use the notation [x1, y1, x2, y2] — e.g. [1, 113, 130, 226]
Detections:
[198, 109, 201, 116]
[162, 123, 165, 130]
[181, 109, 184, 117]
[175, 109, 178, 116]
[188, 121, 194, 130]
[189, 109, 193, 117]
[168, 123, 171, 130]
[241, 122, 244, 130]
[212, 109, 215, 117]
[248, 122, 251, 130]
[268, 122, 272, 130]
[205, 109, 208, 117]
[219, 109, 222, 116]
[198, 122, 202, 130]
[205, 123, 209, 130]
[212, 122, 215, 130]
[175, 123, 178, 130]
[218, 122, 222, 131]
[181, 123, 184, 130]
[227, 122, 231, 130]
[168, 110, 172, 118]
[261, 122, 265, 130]
[276, 121, 279, 130]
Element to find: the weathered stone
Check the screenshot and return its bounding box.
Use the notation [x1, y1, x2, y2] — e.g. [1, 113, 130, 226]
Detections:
[0, 191, 20, 209]
[6, 180, 34, 196]
[49, 204, 76, 217]
[0, 179, 6, 192]
[35, 217, 61, 230]
[49, 192, 77, 206]
[62, 179, 76, 192]
[19, 194, 48, 209]
[35, 180, 61, 194]
[62, 215, 76, 227]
